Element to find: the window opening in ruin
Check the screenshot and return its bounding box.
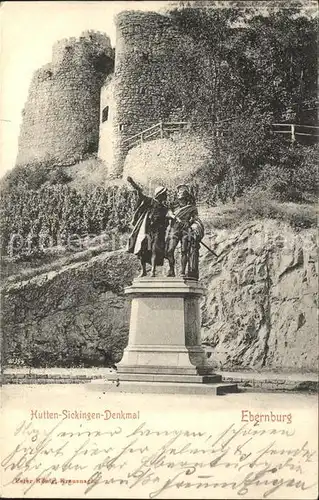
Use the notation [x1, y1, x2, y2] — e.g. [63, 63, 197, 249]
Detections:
[102, 106, 109, 123]
[118, 124, 124, 131]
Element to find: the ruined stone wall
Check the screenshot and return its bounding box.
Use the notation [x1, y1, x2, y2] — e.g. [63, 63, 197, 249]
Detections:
[122, 132, 212, 190]
[98, 74, 115, 169]
[110, 10, 217, 177]
[16, 31, 114, 168]
[16, 12, 230, 176]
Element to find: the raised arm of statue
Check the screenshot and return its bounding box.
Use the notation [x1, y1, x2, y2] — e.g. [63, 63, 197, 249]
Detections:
[127, 176, 144, 196]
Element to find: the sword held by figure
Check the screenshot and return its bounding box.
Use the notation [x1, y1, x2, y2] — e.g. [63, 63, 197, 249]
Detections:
[199, 239, 218, 258]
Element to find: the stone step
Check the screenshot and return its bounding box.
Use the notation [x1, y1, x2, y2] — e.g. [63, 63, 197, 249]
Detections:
[89, 380, 238, 395]
[108, 372, 222, 384]
[117, 365, 213, 376]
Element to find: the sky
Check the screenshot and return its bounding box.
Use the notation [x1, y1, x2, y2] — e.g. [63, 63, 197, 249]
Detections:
[0, 1, 169, 177]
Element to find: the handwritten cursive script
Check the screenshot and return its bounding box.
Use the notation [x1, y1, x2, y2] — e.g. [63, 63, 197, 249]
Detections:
[2, 418, 317, 498]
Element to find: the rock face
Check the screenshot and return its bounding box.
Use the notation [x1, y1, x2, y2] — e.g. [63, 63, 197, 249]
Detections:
[2, 220, 317, 372]
[2, 252, 139, 367]
[200, 220, 318, 372]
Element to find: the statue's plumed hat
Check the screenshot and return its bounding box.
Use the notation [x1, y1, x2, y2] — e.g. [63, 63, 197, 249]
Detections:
[154, 186, 167, 199]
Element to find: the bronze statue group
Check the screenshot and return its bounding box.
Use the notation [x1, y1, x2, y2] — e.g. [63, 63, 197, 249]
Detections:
[126, 176, 205, 280]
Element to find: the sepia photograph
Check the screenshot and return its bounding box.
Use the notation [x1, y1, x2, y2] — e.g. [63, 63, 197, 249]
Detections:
[0, 1, 318, 498]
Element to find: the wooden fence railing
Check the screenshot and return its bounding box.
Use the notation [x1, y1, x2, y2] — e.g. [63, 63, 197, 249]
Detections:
[122, 121, 190, 149]
[122, 120, 319, 151]
[272, 123, 319, 142]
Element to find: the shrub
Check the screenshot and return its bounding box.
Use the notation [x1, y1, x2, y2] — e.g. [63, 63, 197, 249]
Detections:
[48, 168, 72, 185]
[194, 117, 318, 205]
[1, 162, 54, 191]
[202, 189, 317, 231]
[257, 143, 318, 202]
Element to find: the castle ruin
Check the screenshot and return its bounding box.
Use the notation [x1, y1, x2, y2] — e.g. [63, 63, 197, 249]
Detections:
[16, 10, 224, 178]
[16, 6, 316, 180]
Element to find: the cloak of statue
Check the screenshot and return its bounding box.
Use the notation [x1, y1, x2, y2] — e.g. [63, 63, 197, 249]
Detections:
[165, 198, 204, 243]
[127, 189, 168, 266]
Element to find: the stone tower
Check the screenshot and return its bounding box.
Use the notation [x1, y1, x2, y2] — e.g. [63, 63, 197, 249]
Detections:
[103, 10, 219, 177]
[16, 31, 114, 168]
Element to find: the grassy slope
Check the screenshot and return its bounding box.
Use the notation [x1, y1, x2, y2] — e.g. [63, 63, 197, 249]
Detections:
[201, 197, 318, 232]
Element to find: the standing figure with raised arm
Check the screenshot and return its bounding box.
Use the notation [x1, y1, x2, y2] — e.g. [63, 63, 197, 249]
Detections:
[166, 184, 204, 279]
[126, 176, 168, 277]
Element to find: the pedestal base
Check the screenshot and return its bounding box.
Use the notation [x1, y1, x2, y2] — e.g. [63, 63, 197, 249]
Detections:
[91, 379, 238, 395]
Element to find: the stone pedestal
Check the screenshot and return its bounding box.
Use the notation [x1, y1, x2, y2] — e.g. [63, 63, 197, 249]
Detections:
[93, 277, 238, 395]
[115, 278, 210, 377]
